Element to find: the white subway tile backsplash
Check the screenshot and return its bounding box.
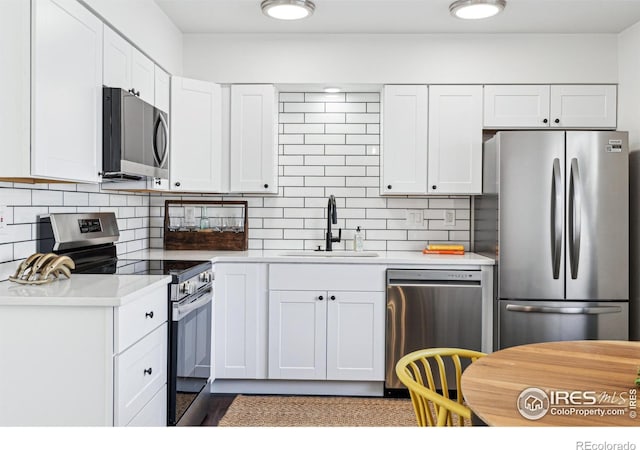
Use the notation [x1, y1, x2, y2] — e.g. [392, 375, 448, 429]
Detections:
[346, 113, 380, 124]
[32, 190, 63, 206]
[325, 124, 366, 134]
[12, 207, 47, 225]
[325, 166, 366, 177]
[279, 134, 305, 145]
[325, 103, 367, 113]
[305, 134, 346, 145]
[346, 93, 380, 102]
[305, 93, 345, 103]
[284, 102, 325, 113]
[284, 144, 325, 155]
[280, 93, 304, 102]
[325, 145, 366, 156]
[284, 166, 325, 176]
[139, 91, 470, 252]
[279, 113, 305, 123]
[0, 244, 13, 264]
[305, 155, 346, 166]
[284, 124, 325, 134]
[3, 189, 31, 206]
[346, 135, 379, 145]
[305, 176, 346, 187]
[305, 113, 346, 124]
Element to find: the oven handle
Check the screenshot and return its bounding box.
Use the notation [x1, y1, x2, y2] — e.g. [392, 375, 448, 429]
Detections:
[174, 289, 212, 321]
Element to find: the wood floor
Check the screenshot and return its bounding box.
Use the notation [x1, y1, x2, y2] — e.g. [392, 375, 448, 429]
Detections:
[200, 394, 236, 426]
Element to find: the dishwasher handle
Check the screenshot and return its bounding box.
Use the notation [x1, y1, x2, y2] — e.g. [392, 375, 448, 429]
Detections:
[386, 270, 482, 287]
[387, 280, 481, 288]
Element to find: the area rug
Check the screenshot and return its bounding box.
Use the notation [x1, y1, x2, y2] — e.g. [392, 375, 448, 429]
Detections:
[217, 395, 418, 427]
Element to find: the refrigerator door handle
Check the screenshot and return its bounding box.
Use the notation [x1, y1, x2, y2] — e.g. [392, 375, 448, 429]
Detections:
[505, 304, 622, 315]
[569, 158, 582, 279]
[551, 158, 563, 279]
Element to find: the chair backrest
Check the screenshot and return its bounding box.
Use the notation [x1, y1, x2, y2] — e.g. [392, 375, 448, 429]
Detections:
[395, 347, 486, 426]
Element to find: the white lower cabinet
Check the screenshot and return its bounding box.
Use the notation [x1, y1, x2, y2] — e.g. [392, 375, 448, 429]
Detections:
[0, 284, 169, 426]
[115, 324, 167, 426]
[268, 290, 385, 381]
[214, 263, 268, 379]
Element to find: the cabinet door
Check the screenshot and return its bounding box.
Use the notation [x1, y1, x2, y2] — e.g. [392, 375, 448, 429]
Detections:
[428, 85, 483, 194]
[170, 76, 224, 192]
[103, 26, 132, 91]
[483, 85, 550, 128]
[381, 85, 428, 195]
[31, 0, 103, 183]
[326, 291, 385, 381]
[131, 48, 155, 106]
[154, 66, 170, 114]
[550, 85, 617, 129]
[230, 84, 278, 194]
[268, 290, 327, 380]
[214, 263, 267, 379]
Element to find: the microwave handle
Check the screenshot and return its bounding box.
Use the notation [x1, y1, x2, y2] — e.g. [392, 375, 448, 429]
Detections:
[154, 113, 169, 169]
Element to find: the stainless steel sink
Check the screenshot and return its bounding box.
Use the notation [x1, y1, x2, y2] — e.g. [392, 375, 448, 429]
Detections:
[279, 250, 379, 257]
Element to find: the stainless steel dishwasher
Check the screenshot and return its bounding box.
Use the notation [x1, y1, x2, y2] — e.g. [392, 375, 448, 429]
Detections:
[385, 269, 483, 395]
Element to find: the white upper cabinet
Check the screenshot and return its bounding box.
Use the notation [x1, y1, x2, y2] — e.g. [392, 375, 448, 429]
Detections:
[381, 85, 429, 195]
[484, 84, 617, 129]
[131, 48, 155, 106]
[230, 84, 278, 194]
[31, 0, 103, 183]
[154, 66, 171, 114]
[483, 85, 550, 128]
[103, 25, 163, 109]
[549, 85, 617, 129]
[428, 85, 483, 195]
[103, 26, 132, 91]
[170, 76, 224, 192]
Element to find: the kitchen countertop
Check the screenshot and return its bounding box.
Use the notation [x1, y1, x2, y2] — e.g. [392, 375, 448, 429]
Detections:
[0, 274, 172, 307]
[121, 249, 495, 266]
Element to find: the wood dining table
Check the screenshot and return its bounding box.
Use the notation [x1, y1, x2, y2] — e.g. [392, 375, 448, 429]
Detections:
[461, 340, 640, 426]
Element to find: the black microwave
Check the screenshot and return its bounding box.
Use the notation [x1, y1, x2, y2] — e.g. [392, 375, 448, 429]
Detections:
[102, 87, 169, 180]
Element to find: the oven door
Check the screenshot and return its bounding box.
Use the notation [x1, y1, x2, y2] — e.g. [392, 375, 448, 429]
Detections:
[168, 286, 212, 426]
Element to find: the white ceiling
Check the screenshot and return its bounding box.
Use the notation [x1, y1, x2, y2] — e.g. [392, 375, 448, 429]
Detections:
[154, 0, 640, 34]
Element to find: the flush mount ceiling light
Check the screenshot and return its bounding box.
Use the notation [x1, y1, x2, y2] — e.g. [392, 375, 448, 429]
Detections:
[261, 0, 316, 20]
[449, 0, 506, 20]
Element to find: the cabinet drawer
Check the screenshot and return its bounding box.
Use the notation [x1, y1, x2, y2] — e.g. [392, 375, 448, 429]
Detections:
[115, 324, 167, 426]
[269, 264, 386, 292]
[115, 285, 168, 353]
[126, 384, 167, 427]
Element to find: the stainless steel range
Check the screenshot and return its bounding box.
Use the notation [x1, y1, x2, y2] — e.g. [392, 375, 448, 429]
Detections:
[38, 212, 213, 426]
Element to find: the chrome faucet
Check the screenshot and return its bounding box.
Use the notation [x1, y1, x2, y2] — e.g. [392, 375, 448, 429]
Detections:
[325, 195, 342, 251]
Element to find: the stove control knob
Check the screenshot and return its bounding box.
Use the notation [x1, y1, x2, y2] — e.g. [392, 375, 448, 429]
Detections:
[181, 281, 193, 294]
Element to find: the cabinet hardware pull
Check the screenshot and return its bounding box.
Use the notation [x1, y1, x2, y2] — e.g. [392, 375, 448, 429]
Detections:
[387, 185, 392, 190]
[554, 118, 560, 124]
[175, 182, 181, 187]
[145, 311, 154, 319]
[264, 184, 269, 189]
[543, 118, 548, 124]
[318, 295, 324, 301]
[144, 368, 153, 375]
[432, 185, 437, 190]
[330, 295, 336, 301]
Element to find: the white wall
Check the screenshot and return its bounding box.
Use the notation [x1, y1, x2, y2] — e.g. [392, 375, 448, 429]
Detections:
[619, 21, 640, 150]
[82, 0, 183, 74]
[183, 33, 618, 84]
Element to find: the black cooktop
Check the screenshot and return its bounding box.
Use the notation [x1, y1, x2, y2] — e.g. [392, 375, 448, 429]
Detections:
[75, 258, 211, 283]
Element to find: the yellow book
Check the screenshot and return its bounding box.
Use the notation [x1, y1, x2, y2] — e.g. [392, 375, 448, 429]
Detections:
[427, 244, 465, 251]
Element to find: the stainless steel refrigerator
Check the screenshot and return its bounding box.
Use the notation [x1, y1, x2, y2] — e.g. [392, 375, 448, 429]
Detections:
[474, 131, 629, 349]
